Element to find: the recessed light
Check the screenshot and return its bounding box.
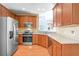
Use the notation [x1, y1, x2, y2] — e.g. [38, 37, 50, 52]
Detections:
[22, 8, 26, 10]
[42, 8, 45, 11]
[37, 8, 40, 11]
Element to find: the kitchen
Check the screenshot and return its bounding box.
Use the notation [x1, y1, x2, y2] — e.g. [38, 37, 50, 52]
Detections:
[0, 3, 79, 56]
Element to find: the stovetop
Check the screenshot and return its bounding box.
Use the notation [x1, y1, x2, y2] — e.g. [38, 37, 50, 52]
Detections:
[23, 31, 32, 35]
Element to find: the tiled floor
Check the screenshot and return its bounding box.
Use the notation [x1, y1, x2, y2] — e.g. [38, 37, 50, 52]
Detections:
[13, 45, 50, 56]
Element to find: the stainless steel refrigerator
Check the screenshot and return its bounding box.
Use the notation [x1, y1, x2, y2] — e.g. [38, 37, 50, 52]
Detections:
[0, 17, 18, 56]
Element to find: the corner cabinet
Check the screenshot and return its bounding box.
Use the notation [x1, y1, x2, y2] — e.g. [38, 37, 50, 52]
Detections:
[48, 36, 79, 56]
[32, 34, 48, 48]
[53, 3, 79, 27]
[52, 40, 61, 56]
[48, 37, 61, 56]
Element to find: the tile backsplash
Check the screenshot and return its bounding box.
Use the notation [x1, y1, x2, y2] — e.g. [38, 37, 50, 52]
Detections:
[56, 26, 79, 40]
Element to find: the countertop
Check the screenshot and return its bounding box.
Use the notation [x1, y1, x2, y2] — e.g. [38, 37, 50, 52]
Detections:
[33, 32, 79, 44]
[18, 31, 79, 44]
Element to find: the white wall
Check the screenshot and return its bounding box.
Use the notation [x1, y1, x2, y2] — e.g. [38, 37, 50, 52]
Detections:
[57, 26, 79, 40]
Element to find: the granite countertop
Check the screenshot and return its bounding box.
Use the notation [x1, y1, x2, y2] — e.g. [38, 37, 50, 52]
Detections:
[33, 32, 79, 44]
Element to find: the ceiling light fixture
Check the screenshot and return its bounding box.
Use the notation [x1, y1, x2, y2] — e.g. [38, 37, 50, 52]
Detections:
[37, 8, 40, 11]
[42, 8, 45, 11]
[22, 8, 26, 10]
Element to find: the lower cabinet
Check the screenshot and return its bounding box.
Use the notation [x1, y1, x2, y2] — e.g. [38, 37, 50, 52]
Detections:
[48, 38, 61, 56]
[62, 44, 79, 56]
[32, 34, 79, 56]
[40, 35, 48, 48]
[52, 40, 61, 56]
[32, 34, 48, 48]
[48, 44, 53, 56]
[32, 34, 38, 45]
[18, 34, 23, 45]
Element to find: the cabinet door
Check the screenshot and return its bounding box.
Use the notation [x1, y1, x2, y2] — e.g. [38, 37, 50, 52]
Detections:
[62, 44, 79, 56]
[56, 43, 61, 56]
[62, 4, 72, 25]
[38, 35, 42, 45]
[48, 44, 53, 56]
[0, 4, 2, 16]
[38, 35, 48, 48]
[48, 37, 53, 56]
[72, 4, 79, 24]
[32, 34, 38, 45]
[42, 35, 48, 48]
[52, 40, 61, 56]
[53, 5, 57, 27]
[32, 16, 36, 29]
[19, 16, 29, 28]
[52, 42, 57, 56]
[32, 34, 36, 45]
[18, 34, 23, 45]
[56, 4, 62, 26]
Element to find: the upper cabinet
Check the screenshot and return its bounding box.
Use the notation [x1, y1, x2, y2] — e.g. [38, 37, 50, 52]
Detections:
[0, 4, 16, 20]
[0, 4, 2, 16]
[56, 4, 62, 26]
[19, 16, 37, 29]
[53, 5, 57, 27]
[72, 4, 79, 24]
[62, 4, 72, 25]
[53, 3, 79, 27]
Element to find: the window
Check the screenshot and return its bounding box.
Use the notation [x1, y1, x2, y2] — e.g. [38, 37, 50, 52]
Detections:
[39, 10, 56, 32]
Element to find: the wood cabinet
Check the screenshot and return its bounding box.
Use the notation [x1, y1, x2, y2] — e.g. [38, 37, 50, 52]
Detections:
[48, 37, 61, 56]
[55, 41, 62, 56]
[48, 37, 53, 56]
[62, 44, 79, 56]
[62, 4, 72, 25]
[53, 3, 79, 27]
[0, 4, 2, 16]
[18, 16, 37, 29]
[0, 4, 16, 19]
[56, 4, 62, 26]
[32, 34, 38, 45]
[48, 44, 53, 56]
[52, 39, 61, 56]
[18, 34, 23, 45]
[32, 34, 48, 48]
[38, 34, 48, 48]
[41, 35, 48, 48]
[48, 36, 79, 56]
[53, 5, 57, 27]
[72, 4, 79, 24]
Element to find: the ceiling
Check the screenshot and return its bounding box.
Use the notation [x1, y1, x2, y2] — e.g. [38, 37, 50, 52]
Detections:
[2, 3, 56, 16]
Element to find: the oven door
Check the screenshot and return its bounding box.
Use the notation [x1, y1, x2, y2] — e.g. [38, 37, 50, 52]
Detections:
[23, 35, 32, 42]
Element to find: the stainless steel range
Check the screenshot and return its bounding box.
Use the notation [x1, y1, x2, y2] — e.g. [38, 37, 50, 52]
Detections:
[23, 31, 32, 45]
